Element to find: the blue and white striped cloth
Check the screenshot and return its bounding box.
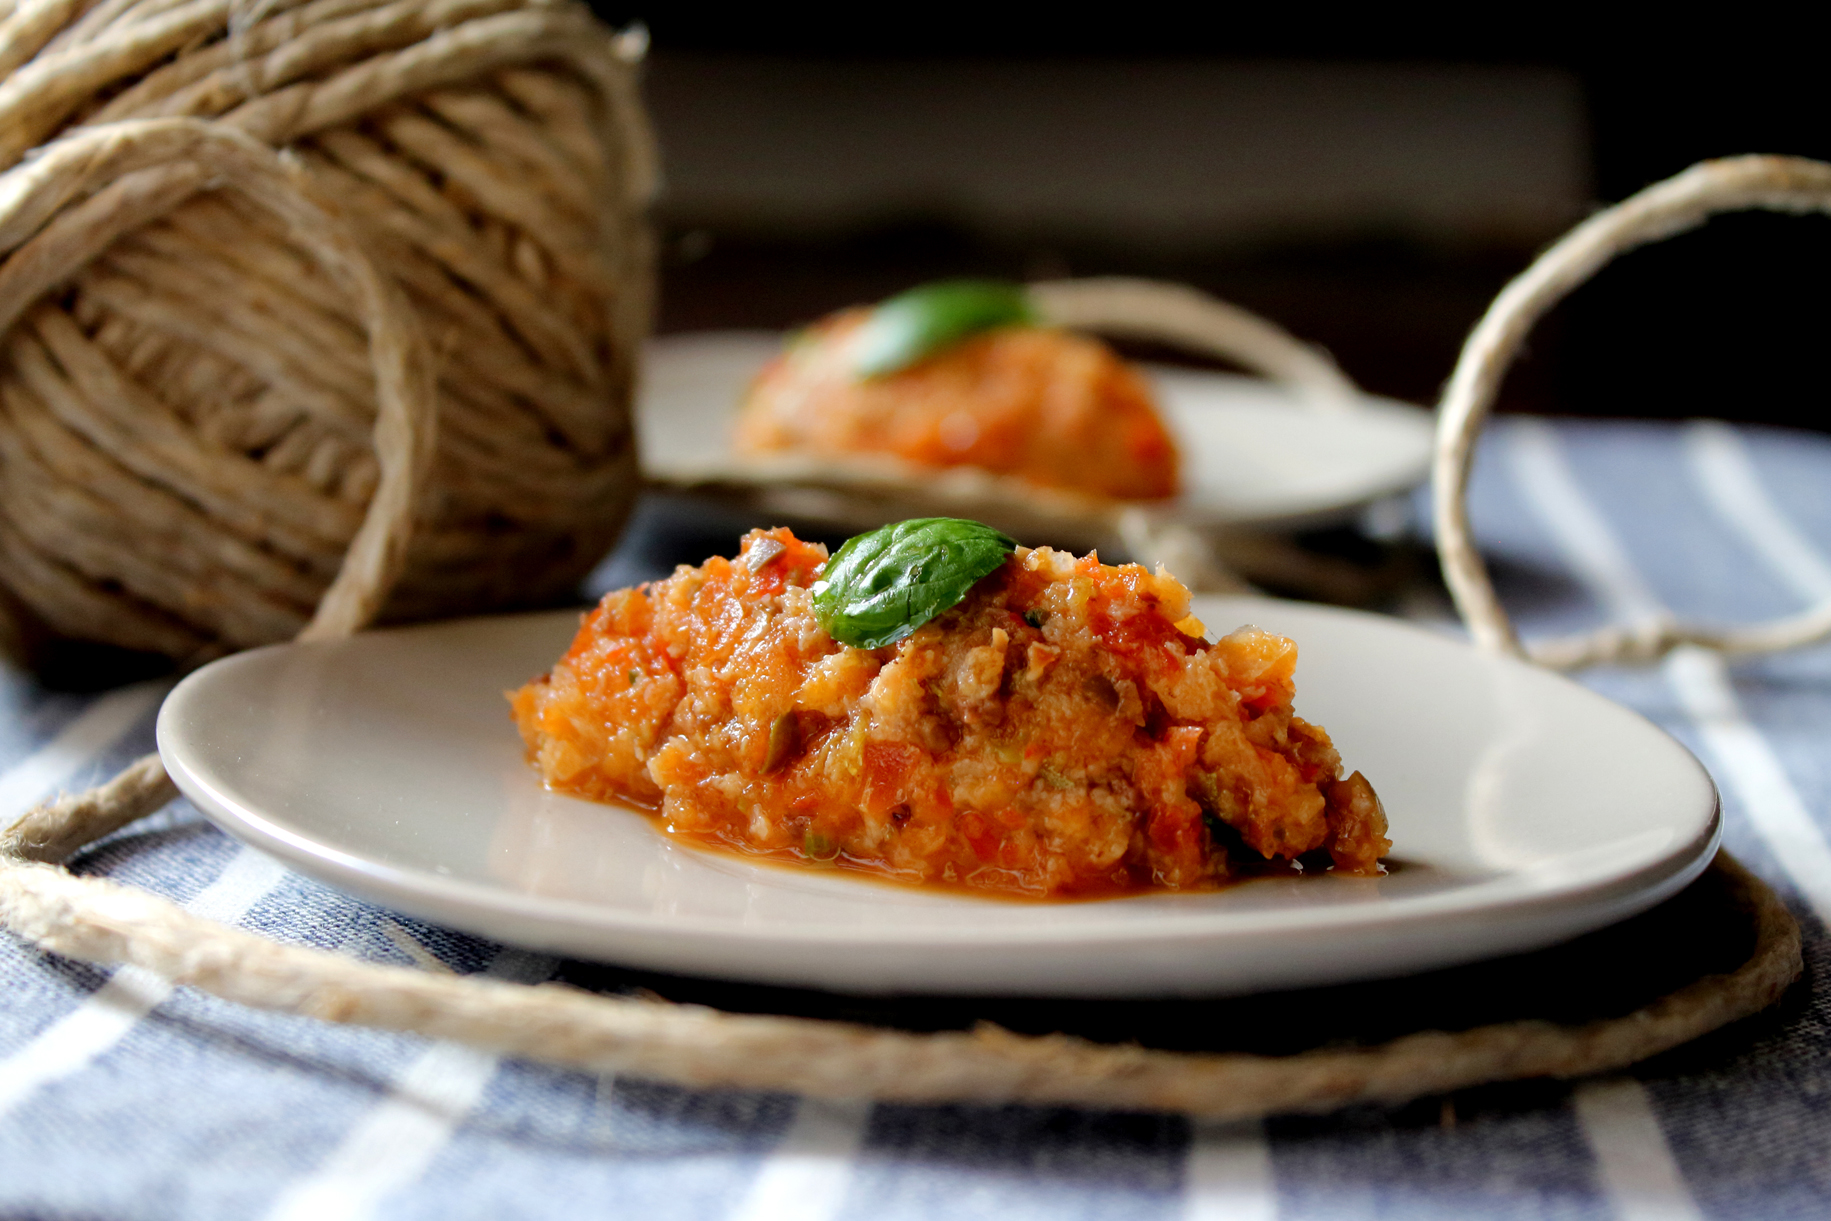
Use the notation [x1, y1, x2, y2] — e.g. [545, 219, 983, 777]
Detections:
[3, 418, 1829, 1219]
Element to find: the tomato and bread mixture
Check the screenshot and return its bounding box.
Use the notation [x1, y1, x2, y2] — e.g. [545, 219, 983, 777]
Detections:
[510, 519, 1388, 898]
[733, 281, 1181, 502]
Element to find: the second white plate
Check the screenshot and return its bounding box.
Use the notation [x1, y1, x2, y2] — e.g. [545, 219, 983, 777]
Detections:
[639, 331, 1436, 530]
[157, 597, 1718, 997]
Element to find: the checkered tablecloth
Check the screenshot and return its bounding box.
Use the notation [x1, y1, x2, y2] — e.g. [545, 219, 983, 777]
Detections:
[4, 417, 1828, 1219]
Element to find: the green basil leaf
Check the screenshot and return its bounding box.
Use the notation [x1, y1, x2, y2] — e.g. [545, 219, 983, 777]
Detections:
[849, 280, 1036, 378]
[813, 518, 1018, 649]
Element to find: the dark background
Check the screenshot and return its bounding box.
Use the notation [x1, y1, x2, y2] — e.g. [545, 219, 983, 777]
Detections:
[594, 12, 1831, 431]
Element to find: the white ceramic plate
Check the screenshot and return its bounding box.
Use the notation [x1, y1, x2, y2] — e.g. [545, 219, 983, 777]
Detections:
[157, 598, 1718, 997]
[639, 331, 1437, 530]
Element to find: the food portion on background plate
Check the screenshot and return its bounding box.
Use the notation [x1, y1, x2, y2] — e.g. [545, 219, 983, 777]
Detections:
[734, 281, 1181, 501]
[639, 289, 1436, 535]
[511, 517, 1388, 899]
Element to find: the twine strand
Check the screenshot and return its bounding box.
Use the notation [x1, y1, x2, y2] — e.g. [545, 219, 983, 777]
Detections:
[1433, 154, 1831, 667]
[1029, 276, 1362, 410]
[0, 771, 1800, 1117]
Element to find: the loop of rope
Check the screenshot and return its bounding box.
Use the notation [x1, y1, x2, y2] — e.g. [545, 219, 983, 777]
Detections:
[0, 772, 1800, 1118]
[1433, 154, 1831, 666]
[1028, 276, 1363, 410]
[1004, 276, 1368, 587]
[0, 117, 438, 639]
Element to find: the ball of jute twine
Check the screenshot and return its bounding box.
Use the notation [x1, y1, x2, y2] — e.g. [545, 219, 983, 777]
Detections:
[0, 0, 655, 666]
[0, 156, 1816, 1119]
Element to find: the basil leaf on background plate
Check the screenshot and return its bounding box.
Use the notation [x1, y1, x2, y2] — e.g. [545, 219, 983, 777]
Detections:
[849, 280, 1036, 378]
[813, 518, 1018, 649]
